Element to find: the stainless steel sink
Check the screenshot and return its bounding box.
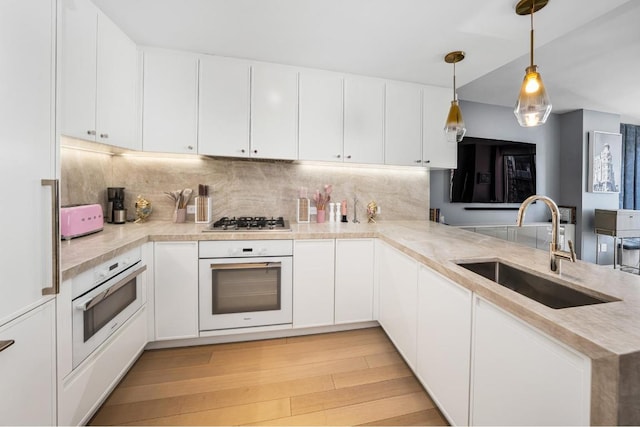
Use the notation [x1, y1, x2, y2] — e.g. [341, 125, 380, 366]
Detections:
[457, 260, 616, 309]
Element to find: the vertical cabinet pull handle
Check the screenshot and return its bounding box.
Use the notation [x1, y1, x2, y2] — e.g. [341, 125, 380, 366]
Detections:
[0, 340, 15, 353]
[41, 179, 60, 295]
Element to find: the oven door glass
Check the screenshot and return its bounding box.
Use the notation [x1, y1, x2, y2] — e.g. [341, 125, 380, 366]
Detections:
[82, 278, 137, 342]
[211, 262, 281, 314]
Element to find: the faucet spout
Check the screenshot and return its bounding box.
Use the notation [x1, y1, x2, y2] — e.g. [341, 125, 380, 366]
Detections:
[516, 195, 577, 273]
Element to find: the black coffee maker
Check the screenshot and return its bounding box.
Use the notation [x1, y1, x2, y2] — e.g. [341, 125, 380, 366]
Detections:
[106, 187, 126, 224]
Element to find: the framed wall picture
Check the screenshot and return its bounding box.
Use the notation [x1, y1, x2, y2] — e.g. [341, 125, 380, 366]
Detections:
[588, 131, 622, 193]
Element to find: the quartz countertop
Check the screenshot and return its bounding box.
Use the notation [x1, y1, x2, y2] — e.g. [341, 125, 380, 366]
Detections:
[61, 219, 640, 424]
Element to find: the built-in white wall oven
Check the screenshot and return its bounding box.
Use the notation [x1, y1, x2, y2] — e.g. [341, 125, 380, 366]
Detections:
[199, 240, 293, 332]
[71, 250, 146, 368]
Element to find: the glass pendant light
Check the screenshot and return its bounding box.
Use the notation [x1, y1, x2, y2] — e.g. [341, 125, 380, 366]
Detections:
[444, 51, 466, 143]
[514, 0, 552, 127]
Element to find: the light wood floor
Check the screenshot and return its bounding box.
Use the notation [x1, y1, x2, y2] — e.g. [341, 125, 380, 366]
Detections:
[89, 327, 448, 426]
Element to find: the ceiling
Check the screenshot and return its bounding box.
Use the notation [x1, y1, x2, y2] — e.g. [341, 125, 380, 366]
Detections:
[92, 0, 640, 125]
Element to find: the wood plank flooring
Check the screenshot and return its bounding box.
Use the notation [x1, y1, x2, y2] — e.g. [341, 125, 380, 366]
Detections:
[89, 327, 448, 426]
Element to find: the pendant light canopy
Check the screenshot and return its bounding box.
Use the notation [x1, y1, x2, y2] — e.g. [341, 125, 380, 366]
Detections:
[444, 50, 466, 143]
[514, 0, 552, 127]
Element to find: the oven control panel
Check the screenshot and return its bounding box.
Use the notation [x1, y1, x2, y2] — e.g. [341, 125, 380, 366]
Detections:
[199, 240, 293, 258]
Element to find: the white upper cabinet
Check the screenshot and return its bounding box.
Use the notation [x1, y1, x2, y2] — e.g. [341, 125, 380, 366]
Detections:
[95, 11, 138, 149]
[198, 56, 251, 157]
[143, 49, 198, 154]
[59, 0, 97, 142]
[385, 82, 423, 166]
[423, 85, 457, 169]
[59, 0, 138, 149]
[344, 76, 385, 164]
[298, 70, 344, 162]
[251, 63, 298, 160]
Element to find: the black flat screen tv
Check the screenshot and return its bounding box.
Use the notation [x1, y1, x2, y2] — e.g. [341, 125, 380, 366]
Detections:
[450, 137, 536, 203]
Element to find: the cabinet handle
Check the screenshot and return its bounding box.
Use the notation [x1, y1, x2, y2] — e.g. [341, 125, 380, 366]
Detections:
[41, 179, 60, 295]
[241, 149, 246, 153]
[425, 160, 431, 164]
[253, 149, 258, 154]
[0, 340, 15, 353]
[336, 154, 341, 158]
[415, 160, 422, 163]
[187, 145, 194, 150]
[86, 130, 96, 136]
[346, 155, 352, 159]
[99, 133, 109, 139]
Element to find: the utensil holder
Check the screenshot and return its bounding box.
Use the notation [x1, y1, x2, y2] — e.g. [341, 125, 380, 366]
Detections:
[297, 198, 310, 223]
[195, 196, 212, 223]
[174, 208, 186, 223]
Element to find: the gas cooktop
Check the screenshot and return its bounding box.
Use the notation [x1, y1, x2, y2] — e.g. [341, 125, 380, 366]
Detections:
[203, 216, 291, 232]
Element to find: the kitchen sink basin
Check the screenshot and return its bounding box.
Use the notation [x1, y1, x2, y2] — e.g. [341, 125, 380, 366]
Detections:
[457, 260, 615, 309]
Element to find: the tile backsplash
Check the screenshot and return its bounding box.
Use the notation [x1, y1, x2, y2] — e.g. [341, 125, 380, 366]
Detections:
[61, 143, 430, 222]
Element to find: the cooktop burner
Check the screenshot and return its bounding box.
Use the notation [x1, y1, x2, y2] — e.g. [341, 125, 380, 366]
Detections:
[204, 216, 291, 232]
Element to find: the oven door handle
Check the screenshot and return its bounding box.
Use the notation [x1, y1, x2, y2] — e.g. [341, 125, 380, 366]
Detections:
[75, 265, 147, 312]
[210, 262, 281, 271]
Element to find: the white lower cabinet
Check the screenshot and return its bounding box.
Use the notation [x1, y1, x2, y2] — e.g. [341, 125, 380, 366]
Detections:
[471, 296, 591, 426]
[417, 265, 472, 426]
[0, 300, 56, 426]
[377, 242, 418, 369]
[335, 239, 375, 324]
[154, 242, 199, 340]
[293, 240, 335, 328]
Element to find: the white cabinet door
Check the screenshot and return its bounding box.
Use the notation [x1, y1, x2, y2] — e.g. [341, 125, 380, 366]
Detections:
[154, 242, 199, 340]
[335, 239, 374, 324]
[344, 76, 385, 164]
[298, 70, 344, 162]
[198, 56, 251, 157]
[251, 63, 298, 160]
[95, 11, 138, 149]
[423, 85, 457, 169]
[143, 50, 198, 154]
[471, 296, 591, 426]
[385, 82, 423, 167]
[0, 301, 55, 425]
[417, 266, 472, 426]
[59, 0, 98, 142]
[377, 242, 418, 369]
[0, 0, 56, 321]
[293, 240, 335, 328]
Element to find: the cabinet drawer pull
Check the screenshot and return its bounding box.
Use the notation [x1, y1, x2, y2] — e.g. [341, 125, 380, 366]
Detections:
[336, 154, 341, 158]
[415, 160, 422, 163]
[86, 130, 96, 136]
[187, 145, 194, 150]
[346, 155, 352, 159]
[0, 340, 15, 353]
[99, 133, 109, 139]
[241, 149, 246, 153]
[253, 149, 258, 154]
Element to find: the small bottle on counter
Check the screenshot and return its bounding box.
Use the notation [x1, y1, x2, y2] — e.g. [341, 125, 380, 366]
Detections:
[341, 199, 348, 222]
[329, 203, 336, 222]
[335, 202, 341, 223]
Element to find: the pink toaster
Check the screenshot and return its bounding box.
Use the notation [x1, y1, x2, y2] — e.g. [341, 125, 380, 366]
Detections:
[60, 204, 104, 240]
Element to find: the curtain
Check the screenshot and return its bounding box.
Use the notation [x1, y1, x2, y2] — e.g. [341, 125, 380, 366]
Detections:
[620, 124, 640, 209]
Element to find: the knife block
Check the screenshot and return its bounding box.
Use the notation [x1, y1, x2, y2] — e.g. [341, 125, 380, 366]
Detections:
[195, 196, 212, 223]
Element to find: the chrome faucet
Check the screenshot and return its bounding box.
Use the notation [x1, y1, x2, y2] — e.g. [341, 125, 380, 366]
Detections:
[516, 195, 576, 273]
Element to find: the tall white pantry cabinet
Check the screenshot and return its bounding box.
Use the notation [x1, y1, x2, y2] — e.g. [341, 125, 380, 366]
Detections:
[0, 0, 58, 425]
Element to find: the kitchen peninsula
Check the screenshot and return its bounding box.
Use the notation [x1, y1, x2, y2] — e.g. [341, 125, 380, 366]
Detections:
[61, 219, 640, 426]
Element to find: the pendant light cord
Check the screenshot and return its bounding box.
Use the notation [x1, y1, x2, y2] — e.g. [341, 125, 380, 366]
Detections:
[530, 0, 535, 67]
[453, 61, 457, 101]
